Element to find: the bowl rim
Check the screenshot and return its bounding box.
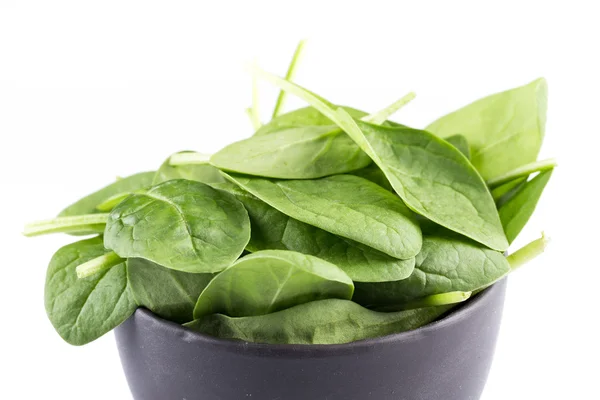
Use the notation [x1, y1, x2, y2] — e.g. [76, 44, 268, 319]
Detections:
[128, 278, 506, 355]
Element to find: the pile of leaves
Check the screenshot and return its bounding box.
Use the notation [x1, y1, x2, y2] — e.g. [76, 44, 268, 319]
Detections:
[25, 42, 554, 345]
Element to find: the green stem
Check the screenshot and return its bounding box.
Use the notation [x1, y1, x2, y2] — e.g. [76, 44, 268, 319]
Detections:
[23, 214, 109, 237]
[363, 92, 416, 125]
[246, 107, 262, 131]
[169, 152, 212, 166]
[252, 66, 338, 122]
[507, 232, 549, 271]
[272, 40, 307, 119]
[402, 291, 471, 310]
[96, 192, 133, 212]
[76, 251, 124, 279]
[487, 158, 557, 189]
[375, 291, 471, 312]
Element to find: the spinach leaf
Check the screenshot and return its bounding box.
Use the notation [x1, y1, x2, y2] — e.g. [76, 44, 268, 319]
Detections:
[224, 173, 422, 259]
[45, 237, 136, 345]
[128, 258, 214, 324]
[445, 134, 471, 160]
[352, 235, 510, 308]
[498, 169, 553, 244]
[194, 250, 354, 318]
[185, 299, 452, 345]
[251, 68, 507, 251]
[215, 98, 413, 178]
[212, 182, 415, 282]
[104, 179, 250, 273]
[59, 171, 155, 217]
[153, 151, 225, 185]
[426, 78, 547, 180]
[211, 124, 372, 179]
[334, 111, 508, 252]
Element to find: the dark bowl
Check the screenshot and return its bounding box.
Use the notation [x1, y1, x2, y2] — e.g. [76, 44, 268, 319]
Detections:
[115, 279, 507, 400]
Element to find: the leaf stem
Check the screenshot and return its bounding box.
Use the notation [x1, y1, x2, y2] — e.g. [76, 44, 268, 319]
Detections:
[507, 232, 550, 271]
[23, 214, 109, 237]
[169, 152, 212, 166]
[402, 291, 472, 310]
[375, 291, 472, 312]
[272, 40, 307, 119]
[76, 251, 124, 279]
[246, 107, 262, 131]
[96, 192, 133, 212]
[363, 92, 416, 125]
[487, 158, 557, 189]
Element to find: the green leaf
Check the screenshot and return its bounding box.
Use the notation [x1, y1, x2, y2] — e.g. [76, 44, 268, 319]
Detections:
[211, 123, 372, 179]
[352, 235, 510, 308]
[224, 173, 422, 259]
[250, 68, 506, 251]
[45, 237, 136, 345]
[104, 179, 250, 273]
[334, 111, 508, 252]
[127, 258, 214, 324]
[499, 169, 553, 244]
[445, 134, 471, 160]
[153, 151, 226, 185]
[212, 182, 415, 282]
[59, 171, 155, 217]
[185, 299, 452, 345]
[194, 250, 354, 318]
[426, 78, 547, 180]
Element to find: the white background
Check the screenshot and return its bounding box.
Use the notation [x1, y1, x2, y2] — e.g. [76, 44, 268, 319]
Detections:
[1, 1, 598, 399]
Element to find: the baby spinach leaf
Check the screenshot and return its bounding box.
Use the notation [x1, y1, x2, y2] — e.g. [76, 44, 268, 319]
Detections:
[127, 258, 214, 324]
[45, 237, 136, 345]
[59, 171, 155, 217]
[104, 179, 250, 273]
[185, 299, 453, 345]
[499, 169, 553, 244]
[445, 134, 471, 160]
[194, 250, 354, 318]
[225, 173, 422, 259]
[426, 78, 547, 180]
[212, 182, 415, 282]
[352, 235, 510, 307]
[211, 124, 371, 179]
[153, 151, 225, 185]
[216, 97, 413, 178]
[251, 68, 507, 251]
[334, 111, 509, 252]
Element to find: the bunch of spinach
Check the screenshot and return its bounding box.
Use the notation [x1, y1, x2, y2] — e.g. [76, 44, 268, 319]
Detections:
[25, 41, 554, 346]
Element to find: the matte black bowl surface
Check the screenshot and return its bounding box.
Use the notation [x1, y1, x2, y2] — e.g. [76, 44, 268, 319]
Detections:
[115, 279, 507, 400]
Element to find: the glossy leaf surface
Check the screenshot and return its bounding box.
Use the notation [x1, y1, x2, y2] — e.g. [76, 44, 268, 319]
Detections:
[194, 250, 354, 318]
[105, 179, 250, 273]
